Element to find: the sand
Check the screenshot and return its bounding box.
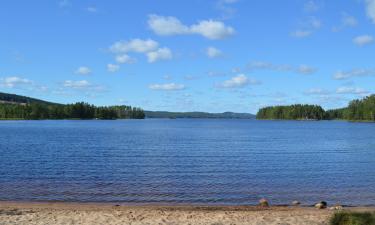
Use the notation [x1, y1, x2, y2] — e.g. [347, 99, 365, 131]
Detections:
[1, 202, 374, 225]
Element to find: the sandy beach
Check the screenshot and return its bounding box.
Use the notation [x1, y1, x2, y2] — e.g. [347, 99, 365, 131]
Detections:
[1, 202, 374, 225]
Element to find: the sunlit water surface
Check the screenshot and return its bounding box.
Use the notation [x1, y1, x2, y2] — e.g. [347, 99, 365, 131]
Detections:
[0, 119, 374, 206]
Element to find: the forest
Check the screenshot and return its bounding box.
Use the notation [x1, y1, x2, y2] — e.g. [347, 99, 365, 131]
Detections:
[0, 92, 145, 120]
[256, 94, 375, 121]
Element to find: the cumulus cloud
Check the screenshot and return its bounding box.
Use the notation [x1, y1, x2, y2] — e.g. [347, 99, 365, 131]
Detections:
[366, 0, 375, 23]
[109, 39, 159, 53]
[247, 61, 317, 75]
[147, 15, 190, 36]
[75, 66, 91, 75]
[63, 80, 105, 92]
[336, 86, 369, 95]
[148, 15, 235, 40]
[107, 64, 120, 72]
[146, 48, 173, 63]
[63, 80, 91, 89]
[217, 74, 260, 89]
[190, 20, 235, 40]
[0, 76, 48, 92]
[297, 65, 318, 74]
[0, 76, 32, 88]
[304, 88, 330, 95]
[149, 83, 185, 91]
[206, 47, 223, 58]
[333, 69, 375, 80]
[109, 39, 172, 63]
[115, 54, 136, 64]
[353, 35, 374, 46]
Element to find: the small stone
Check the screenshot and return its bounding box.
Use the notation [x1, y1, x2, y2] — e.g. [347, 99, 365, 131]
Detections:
[259, 198, 269, 207]
[292, 201, 301, 206]
[315, 201, 327, 209]
[329, 204, 343, 210]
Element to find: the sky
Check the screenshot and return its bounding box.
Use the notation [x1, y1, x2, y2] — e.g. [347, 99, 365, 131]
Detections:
[1, 0, 375, 113]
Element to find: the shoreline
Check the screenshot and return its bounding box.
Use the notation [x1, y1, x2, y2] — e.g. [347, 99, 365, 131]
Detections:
[1, 201, 375, 225]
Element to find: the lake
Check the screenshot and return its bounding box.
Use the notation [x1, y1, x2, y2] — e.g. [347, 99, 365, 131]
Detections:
[0, 119, 374, 206]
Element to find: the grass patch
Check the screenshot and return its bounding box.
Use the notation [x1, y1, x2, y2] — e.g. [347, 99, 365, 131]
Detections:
[330, 212, 375, 225]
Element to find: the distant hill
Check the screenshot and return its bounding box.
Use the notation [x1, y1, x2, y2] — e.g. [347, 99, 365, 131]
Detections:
[144, 111, 255, 119]
[0, 92, 254, 119]
[0, 92, 145, 120]
[0, 92, 57, 105]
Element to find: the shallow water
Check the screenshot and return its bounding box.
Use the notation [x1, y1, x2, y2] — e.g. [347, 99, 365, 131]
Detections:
[0, 119, 374, 206]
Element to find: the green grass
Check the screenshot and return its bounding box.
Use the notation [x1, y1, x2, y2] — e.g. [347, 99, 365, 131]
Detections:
[330, 212, 375, 225]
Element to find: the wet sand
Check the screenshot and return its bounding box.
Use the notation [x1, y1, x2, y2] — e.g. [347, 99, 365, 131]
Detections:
[1, 201, 374, 225]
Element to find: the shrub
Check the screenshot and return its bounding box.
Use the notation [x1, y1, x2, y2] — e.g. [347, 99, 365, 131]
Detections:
[330, 212, 375, 225]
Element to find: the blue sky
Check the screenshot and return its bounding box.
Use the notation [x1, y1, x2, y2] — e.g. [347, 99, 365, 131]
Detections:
[1, 0, 375, 113]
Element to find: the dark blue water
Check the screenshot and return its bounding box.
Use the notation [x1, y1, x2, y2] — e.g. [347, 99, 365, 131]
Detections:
[0, 119, 375, 206]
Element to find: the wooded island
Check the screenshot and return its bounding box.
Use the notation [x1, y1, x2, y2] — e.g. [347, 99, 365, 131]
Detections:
[256, 95, 375, 121]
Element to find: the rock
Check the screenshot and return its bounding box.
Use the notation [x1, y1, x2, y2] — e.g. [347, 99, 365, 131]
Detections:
[315, 201, 327, 209]
[259, 198, 269, 207]
[292, 201, 301, 206]
[329, 204, 343, 210]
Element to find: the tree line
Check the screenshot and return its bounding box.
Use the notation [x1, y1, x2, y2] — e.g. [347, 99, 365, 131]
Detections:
[256, 104, 326, 120]
[256, 94, 375, 121]
[0, 102, 145, 120]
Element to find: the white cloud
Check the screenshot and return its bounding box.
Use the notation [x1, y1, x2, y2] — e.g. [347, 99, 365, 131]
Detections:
[247, 61, 317, 75]
[146, 48, 173, 63]
[353, 35, 374, 46]
[109, 39, 172, 63]
[63, 80, 91, 89]
[304, 88, 330, 95]
[191, 20, 235, 40]
[333, 69, 375, 80]
[107, 64, 120, 72]
[147, 15, 190, 36]
[291, 30, 312, 38]
[0, 76, 48, 92]
[304, 0, 319, 12]
[217, 74, 260, 89]
[336, 86, 369, 95]
[148, 15, 235, 40]
[297, 65, 317, 74]
[206, 47, 223, 58]
[0, 76, 32, 88]
[109, 39, 159, 53]
[115, 54, 136, 64]
[86, 6, 97, 13]
[62, 80, 106, 92]
[149, 83, 185, 91]
[75, 66, 91, 75]
[366, 0, 375, 23]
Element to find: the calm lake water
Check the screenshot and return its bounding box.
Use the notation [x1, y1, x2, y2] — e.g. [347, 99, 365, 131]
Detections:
[0, 119, 375, 206]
